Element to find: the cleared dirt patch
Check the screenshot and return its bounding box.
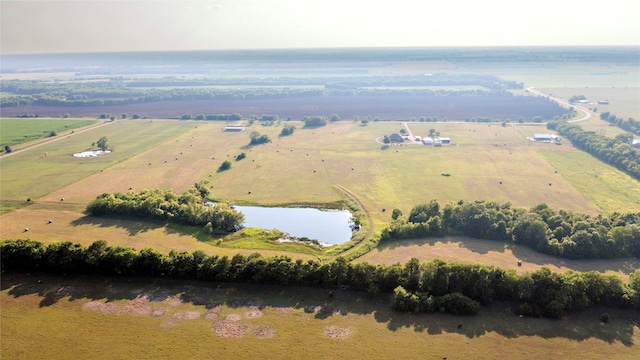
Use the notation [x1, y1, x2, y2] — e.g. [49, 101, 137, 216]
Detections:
[274, 306, 294, 316]
[322, 325, 352, 340]
[172, 311, 201, 320]
[82, 301, 120, 314]
[212, 320, 249, 339]
[252, 325, 275, 339]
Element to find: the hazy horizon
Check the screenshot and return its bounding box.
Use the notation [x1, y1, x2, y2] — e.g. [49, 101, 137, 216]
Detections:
[2, 0, 639, 55]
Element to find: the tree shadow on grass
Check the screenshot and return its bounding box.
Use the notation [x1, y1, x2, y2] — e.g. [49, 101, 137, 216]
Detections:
[2, 272, 637, 347]
[377, 236, 508, 256]
[510, 244, 640, 277]
[69, 215, 185, 237]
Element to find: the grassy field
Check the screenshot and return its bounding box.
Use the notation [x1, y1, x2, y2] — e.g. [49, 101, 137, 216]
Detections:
[357, 236, 640, 282]
[0, 118, 99, 149]
[2, 273, 638, 360]
[0, 120, 198, 204]
[2, 119, 639, 260]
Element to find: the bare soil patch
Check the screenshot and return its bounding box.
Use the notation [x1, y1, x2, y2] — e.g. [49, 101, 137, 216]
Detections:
[82, 301, 120, 314]
[252, 325, 276, 339]
[172, 311, 201, 320]
[212, 320, 249, 339]
[274, 306, 294, 316]
[322, 325, 352, 340]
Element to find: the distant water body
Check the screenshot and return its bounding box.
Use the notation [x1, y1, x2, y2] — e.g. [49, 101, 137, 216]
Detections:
[2, 46, 637, 72]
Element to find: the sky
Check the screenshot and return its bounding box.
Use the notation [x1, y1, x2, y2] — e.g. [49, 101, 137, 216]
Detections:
[1, 0, 639, 54]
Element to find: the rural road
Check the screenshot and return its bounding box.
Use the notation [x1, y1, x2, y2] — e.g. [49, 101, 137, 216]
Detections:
[526, 87, 592, 123]
[1, 120, 116, 158]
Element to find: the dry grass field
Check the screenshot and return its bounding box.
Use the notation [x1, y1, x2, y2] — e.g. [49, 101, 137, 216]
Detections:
[357, 236, 640, 282]
[2, 273, 639, 360]
[2, 119, 639, 260]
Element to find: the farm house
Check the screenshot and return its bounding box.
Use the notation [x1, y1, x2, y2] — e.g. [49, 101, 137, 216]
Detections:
[422, 137, 434, 145]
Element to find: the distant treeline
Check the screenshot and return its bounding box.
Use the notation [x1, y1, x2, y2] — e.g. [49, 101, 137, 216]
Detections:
[0, 74, 522, 108]
[382, 200, 640, 260]
[548, 121, 640, 180]
[1, 239, 639, 319]
[180, 113, 242, 121]
[599, 112, 640, 136]
[85, 184, 244, 233]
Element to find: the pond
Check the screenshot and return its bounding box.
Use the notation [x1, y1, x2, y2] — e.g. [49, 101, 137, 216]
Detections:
[234, 206, 354, 245]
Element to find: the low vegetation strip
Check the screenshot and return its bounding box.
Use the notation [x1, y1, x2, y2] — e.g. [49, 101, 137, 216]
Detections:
[381, 200, 640, 260]
[548, 121, 640, 180]
[2, 239, 639, 319]
[85, 183, 244, 233]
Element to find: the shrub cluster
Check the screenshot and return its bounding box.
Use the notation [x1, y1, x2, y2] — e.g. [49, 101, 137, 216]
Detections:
[382, 200, 640, 259]
[2, 240, 639, 319]
[600, 112, 640, 136]
[85, 184, 244, 232]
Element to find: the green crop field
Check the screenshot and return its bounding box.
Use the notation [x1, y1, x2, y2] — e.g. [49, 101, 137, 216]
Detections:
[0, 118, 99, 149]
[2, 273, 638, 360]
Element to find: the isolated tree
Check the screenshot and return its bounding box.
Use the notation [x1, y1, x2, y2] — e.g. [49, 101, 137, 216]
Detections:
[249, 131, 270, 145]
[121, 113, 127, 119]
[330, 114, 341, 122]
[218, 160, 232, 172]
[4, 145, 12, 153]
[96, 136, 109, 151]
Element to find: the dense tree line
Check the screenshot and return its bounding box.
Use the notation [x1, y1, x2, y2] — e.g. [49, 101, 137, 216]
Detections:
[1, 239, 638, 318]
[85, 184, 244, 232]
[599, 112, 639, 136]
[1, 73, 523, 109]
[382, 200, 640, 259]
[548, 121, 640, 179]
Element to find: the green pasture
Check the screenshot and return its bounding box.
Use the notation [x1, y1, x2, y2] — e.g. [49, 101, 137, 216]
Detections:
[0, 120, 196, 205]
[2, 273, 638, 360]
[538, 149, 640, 214]
[0, 118, 98, 149]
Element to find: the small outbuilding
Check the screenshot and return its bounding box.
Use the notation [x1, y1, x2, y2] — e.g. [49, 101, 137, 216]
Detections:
[224, 126, 245, 132]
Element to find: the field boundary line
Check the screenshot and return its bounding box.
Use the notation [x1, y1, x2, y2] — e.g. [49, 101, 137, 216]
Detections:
[1, 120, 116, 158]
[334, 184, 374, 243]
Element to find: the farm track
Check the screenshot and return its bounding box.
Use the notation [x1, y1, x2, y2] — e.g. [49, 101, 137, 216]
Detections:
[526, 87, 592, 123]
[1, 120, 116, 158]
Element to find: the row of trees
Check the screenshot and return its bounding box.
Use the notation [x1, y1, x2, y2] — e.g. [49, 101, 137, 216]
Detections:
[382, 200, 640, 259]
[2, 240, 638, 318]
[599, 112, 639, 136]
[85, 184, 244, 232]
[548, 121, 640, 180]
[180, 113, 242, 121]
